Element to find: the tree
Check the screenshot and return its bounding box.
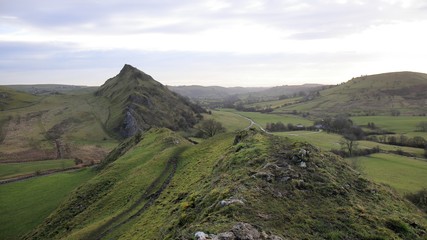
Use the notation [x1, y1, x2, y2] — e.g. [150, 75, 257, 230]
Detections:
[417, 121, 427, 132]
[391, 109, 400, 116]
[197, 119, 225, 138]
[340, 134, 359, 157]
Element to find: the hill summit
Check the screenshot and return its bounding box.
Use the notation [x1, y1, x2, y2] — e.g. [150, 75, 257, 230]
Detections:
[95, 64, 204, 138]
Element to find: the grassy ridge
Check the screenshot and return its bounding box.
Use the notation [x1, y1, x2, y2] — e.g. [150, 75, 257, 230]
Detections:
[25, 128, 192, 240]
[0, 159, 75, 180]
[25, 129, 427, 239]
[0, 169, 95, 239]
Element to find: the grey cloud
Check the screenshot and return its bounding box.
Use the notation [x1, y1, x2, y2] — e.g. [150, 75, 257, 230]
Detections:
[2, 0, 427, 37]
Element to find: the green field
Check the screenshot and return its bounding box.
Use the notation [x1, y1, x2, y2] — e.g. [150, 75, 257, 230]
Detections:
[0, 159, 76, 180]
[0, 168, 95, 239]
[204, 110, 250, 132]
[351, 116, 427, 138]
[275, 131, 424, 157]
[221, 109, 313, 127]
[350, 153, 427, 194]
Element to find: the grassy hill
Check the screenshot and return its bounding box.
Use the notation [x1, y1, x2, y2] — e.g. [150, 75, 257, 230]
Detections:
[25, 128, 427, 239]
[5, 84, 97, 95]
[0, 86, 41, 111]
[95, 64, 204, 138]
[168, 85, 267, 99]
[276, 71, 427, 116]
[0, 89, 116, 164]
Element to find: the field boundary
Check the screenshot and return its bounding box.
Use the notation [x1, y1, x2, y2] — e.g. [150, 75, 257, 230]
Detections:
[0, 166, 82, 185]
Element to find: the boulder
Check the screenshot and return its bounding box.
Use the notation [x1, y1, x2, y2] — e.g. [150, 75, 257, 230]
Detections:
[232, 222, 261, 240]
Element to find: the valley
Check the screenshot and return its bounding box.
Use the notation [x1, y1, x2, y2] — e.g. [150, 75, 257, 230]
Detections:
[0, 66, 426, 239]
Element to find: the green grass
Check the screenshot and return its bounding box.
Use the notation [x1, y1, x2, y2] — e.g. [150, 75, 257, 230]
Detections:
[204, 110, 250, 132]
[23, 129, 427, 239]
[221, 109, 313, 127]
[0, 159, 76, 180]
[350, 153, 427, 194]
[351, 116, 427, 138]
[0, 168, 95, 239]
[275, 131, 425, 157]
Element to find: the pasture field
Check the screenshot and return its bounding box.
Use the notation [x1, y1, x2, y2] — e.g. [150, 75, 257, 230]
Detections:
[351, 116, 427, 138]
[275, 131, 424, 157]
[204, 110, 250, 132]
[349, 153, 427, 194]
[0, 159, 76, 180]
[0, 168, 95, 239]
[220, 109, 313, 127]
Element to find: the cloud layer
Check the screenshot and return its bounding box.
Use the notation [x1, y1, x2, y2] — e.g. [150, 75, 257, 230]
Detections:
[1, 0, 427, 86]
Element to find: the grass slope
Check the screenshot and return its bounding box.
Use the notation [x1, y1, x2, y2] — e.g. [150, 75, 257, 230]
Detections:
[277, 71, 427, 116]
[0, 91, 117, 164]
[0, 168, 95, 239]
[0, 86, 41, 111]
[26, 129, 427, 239]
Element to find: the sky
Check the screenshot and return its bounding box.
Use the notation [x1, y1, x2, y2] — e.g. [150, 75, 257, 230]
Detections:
[1, 0, 427, 87]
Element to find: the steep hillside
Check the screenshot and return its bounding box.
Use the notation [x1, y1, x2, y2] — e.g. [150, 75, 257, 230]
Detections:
[95, 64, 204, 138]
[26, 128, 427, 239]
[277, 72, 427, 116]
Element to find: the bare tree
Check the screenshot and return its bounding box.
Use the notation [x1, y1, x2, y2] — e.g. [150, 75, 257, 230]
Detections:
[417, 121, 427, 132]
[340, 134, 359, 156]
[197, 119, 225, 138]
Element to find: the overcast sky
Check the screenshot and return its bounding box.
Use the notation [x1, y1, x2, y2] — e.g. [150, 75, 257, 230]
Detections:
[1, 0, 427, 87]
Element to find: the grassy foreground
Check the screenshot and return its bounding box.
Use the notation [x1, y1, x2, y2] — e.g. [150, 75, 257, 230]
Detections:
[0, 168, 95, 239]
[25, 129, 427, 239]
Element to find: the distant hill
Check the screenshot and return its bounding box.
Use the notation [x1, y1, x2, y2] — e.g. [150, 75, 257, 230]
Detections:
[277, 71, 427, 116]
[5, 84, 97, 95]
[0, 86, 41, 111]
[168, 85, 267, 99]
[242, 83, 325, 99]
[95, 64, 205, 138]
[26, 128, 427, 239]
[169, 84, 326, 101]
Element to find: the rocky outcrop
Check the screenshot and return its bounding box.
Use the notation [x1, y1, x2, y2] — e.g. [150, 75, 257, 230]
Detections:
[195, 222, 283, 240]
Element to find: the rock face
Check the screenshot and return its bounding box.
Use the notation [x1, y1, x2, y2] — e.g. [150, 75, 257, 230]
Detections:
[195, 223, 283, 240]
[95, 64, 205, 138]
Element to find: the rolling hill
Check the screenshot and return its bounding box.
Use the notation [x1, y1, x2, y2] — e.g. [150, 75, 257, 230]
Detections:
[95, 64, 205, 138]
[25, 128, 427, 239]
[168, 85, 267, 99]
[276, 71, 427, 116]
[169, 84, 325, 101]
